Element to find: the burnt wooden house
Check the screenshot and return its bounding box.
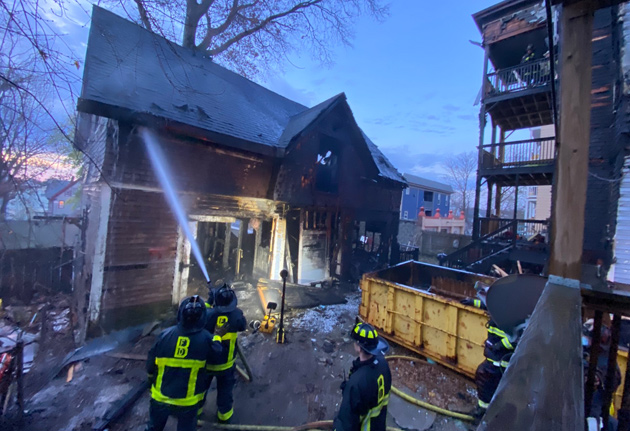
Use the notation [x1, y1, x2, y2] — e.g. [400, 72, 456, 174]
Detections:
[74, 7, 404, 330]
[442, 0, 628, 276]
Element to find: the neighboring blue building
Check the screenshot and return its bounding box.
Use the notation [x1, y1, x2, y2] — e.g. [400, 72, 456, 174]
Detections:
[400, 173, 454, 221]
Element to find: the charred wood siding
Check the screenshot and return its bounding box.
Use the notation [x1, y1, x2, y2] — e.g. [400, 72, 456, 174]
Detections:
[274, 103, 401, 213]
[583, 8, 621, 263]
[116, 126, 274, 199]
[74, 113, 118, 184]
[482, 2, 546, 45]
[101, 188, 177, 314]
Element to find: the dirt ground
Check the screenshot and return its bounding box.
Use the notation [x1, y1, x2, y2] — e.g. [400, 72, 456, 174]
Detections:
[1, 285, 477, 431]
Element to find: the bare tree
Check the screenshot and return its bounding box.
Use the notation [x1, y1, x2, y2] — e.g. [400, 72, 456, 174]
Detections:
[443, 151, 477, 217]
[0, 4, 77, 219]
[108, 0, 389, 78]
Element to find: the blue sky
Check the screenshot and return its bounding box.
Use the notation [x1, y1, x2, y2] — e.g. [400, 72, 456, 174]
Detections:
[52, 0, 503, 178]
[264, 0, 500, 177]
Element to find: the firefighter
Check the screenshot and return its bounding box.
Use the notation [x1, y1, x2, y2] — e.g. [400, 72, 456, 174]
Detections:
[583, 322, 621, 431]
[333, 323, 391, 431]
[146, 295, 223, 431]
[460, 284, 521, 418]
[521, 44, 536, 63]
[203, 284, 247, 423]
[473, 319, 518, 417]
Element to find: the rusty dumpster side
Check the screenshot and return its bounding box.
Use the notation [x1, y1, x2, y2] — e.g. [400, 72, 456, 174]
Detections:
[358, 261, 493, 378]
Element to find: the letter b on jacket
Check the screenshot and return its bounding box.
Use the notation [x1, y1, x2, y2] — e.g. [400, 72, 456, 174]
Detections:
[174, 336, 190, 358]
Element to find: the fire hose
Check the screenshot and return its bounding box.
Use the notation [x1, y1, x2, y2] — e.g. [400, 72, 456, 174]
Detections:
[385, 355, 475, 422]
[211, 420, 405, 431]
[209, 355, 474, 431]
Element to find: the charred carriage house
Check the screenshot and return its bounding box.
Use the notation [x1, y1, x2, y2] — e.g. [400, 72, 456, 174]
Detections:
[74, 7, 405, 329]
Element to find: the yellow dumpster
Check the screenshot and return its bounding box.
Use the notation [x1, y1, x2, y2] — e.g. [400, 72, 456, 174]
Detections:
[359, 261, 496, 378]
[359, 260, 628, 413]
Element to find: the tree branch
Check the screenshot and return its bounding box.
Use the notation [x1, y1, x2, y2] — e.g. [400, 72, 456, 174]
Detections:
[134, 0, 153, 31]
[206, 0, 324, 56]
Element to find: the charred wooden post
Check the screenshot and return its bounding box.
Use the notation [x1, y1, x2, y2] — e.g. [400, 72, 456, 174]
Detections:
[223, 223, 231, 270]
[15, 338, 24, 421]
[548, 1, 594, 279]
[479, 1, 595, 429]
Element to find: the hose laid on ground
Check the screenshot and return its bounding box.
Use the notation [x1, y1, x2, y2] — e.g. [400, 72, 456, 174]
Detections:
[235, 341, 254, 382]
[212, 420, 405, 431]
[386, 355, 475, 422]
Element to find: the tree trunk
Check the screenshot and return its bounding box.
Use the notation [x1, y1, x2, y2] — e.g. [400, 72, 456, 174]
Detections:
[183, 0, 200, 49]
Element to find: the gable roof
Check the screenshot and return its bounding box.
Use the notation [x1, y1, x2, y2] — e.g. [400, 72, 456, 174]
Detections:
[403, 173, 454, 194]
[45, 179, 78, 200]
[79, 6, 404, 184]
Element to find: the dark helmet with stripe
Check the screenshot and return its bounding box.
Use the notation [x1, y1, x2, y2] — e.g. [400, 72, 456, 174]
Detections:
[215, 284, 238, 312]
[351, 323, 389, 356]
[178, 295, 207, 331]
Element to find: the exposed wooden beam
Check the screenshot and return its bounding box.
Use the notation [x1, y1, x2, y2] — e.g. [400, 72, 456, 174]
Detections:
[548, 0, 595, 280]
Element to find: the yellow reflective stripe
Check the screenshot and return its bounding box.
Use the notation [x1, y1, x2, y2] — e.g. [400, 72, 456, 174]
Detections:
[486, 358, 501, 367]
[155, 357, 206, 368]
[206, 358, 236, 372]
[150, 386, 205, 406]
[222, 332, 238, 362]
[488, 327, 514, 350]
[218, 408, 234, 421]
[474, 299, 481, 308]
[213, 335, 222, 342]
[500, 361, 510, 368]
[198, 407, 204, 416]
[151, 357, 206, 406]
[206, 332, 238, 371]
[478, 399, 490, 409]
[360, 393, 390, 431]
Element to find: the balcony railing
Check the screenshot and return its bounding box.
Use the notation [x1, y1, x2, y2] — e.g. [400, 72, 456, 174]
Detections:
[478, 217, 548, 241]
[486, 58, 552, 97]
[481, 137, 556, 170]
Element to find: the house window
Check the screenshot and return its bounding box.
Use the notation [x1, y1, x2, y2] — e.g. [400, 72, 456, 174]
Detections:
[315, 146, 338, 193]
[441, 229, 448, 233]
[425, 210, 432, 217]
[58, 201, 65, 209]
[405, 188, 410, 195]
[424, 191, 434, 202]
[403, 211, 408, 219]
[527, 201, 536, 219]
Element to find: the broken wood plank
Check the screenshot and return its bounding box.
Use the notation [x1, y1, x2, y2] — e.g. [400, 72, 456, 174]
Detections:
[492, 265, 509, 277]
[106, 352, 147, 361]
[66, 364, 74, 383]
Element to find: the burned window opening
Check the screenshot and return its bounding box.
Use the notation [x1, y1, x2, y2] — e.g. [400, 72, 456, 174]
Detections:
[315, 146, 339, 193]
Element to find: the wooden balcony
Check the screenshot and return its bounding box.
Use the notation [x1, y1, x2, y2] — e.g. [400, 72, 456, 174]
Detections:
[480, 137, 555, 186]
[485, 58, 552, 100]
[483, 59, 554, 130]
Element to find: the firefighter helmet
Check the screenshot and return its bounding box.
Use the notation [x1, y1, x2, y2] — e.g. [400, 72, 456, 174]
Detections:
[215, 284, 238, 312]
[178, 295, 207, 331]
[350, 323, 389, 356]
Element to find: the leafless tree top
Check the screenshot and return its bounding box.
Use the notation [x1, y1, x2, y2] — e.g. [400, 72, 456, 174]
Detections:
[108, 0, 389, 78]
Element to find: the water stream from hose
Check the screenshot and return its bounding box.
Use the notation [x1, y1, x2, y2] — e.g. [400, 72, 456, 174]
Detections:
[140, 128, 210, 283]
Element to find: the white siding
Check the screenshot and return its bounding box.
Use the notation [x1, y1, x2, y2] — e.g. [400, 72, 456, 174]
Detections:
[612, 158, 630, 283]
